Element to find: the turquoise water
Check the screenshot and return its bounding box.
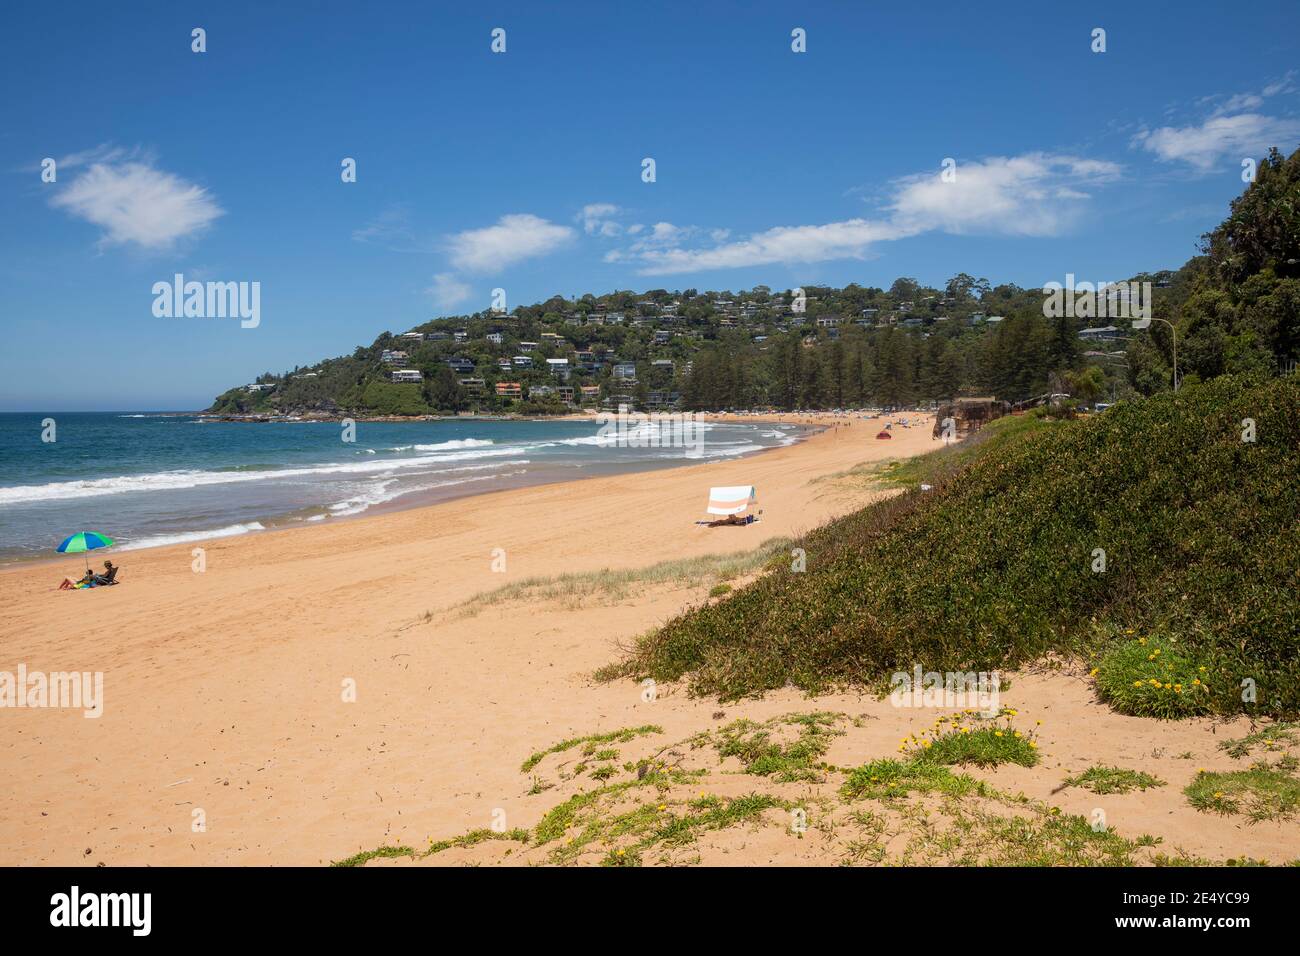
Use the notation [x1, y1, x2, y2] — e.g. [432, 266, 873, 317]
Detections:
[0, 413, 806, 563]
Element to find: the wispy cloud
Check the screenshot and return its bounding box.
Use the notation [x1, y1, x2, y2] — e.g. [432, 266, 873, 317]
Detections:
[606, 152, 1121, 275]
[446, 213, 574, 272]
[352, 204, 427, 251]
[426, 272, 472, 310]
[51, 143, 148, 171]
[1135, 74, 1300, 171]
[49, 154, 223, 251]
[578, 203, 624, 236]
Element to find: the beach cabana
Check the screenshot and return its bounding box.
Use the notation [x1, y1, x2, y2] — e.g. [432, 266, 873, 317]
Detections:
[704, 486, 758, 525]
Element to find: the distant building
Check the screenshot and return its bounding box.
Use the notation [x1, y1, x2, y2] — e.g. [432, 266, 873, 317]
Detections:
[1078, 325, 1123, 341]
[495, 382, 522, 398]
[391, 369, 423, 383]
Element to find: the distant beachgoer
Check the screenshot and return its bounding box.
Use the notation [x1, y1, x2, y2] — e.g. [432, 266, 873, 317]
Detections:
[93, 560, 118, 586]
[59, 569, 95, 590]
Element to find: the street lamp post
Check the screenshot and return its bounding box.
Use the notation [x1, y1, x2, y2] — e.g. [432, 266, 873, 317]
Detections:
[1132, 317, 1178, 392]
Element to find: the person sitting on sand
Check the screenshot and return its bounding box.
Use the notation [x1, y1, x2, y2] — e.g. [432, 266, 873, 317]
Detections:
[92, 560, 118, 586]
[58, 569, 96, 590]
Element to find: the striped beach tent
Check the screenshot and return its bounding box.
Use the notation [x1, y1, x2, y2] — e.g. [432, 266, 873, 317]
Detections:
[707, 485, 757, 516]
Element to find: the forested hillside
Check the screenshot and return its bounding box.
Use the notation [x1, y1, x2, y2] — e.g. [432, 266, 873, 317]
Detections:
[209, 147, 1299, 417]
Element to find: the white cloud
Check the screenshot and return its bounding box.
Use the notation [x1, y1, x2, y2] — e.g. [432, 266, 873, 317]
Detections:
[1138, 75, 1300, 171]
[446, 213, 574, 272]
[50, 160, 223, 250]
[887, 153, 1122, 237]
[579, 203, 623, 236]
[627, 219, 905, 275]
[1133, 113, 1300, 171]
[608, 152, 1121, 275]
[427, 272, 472, 310]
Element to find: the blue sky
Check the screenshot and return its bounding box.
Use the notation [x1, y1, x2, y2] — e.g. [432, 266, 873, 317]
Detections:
[2, 0, 1298, 410]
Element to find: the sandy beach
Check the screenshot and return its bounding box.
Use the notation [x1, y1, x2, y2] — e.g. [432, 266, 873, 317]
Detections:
[0, 414, 920, 863]
[3, 411, 1295, 867]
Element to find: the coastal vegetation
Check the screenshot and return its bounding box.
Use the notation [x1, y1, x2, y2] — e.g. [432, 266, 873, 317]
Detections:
[601, 373, 1300, 716]
[1061, 766, 1167, 795]
[334, 710, 1296, 867]
[445, 539, 792, 619]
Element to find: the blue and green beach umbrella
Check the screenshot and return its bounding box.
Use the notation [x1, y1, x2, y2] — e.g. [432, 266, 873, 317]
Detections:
[56, 531, 115, 571]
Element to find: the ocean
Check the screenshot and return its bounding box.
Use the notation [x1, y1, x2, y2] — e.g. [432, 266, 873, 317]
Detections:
[0, 413, 808, 565]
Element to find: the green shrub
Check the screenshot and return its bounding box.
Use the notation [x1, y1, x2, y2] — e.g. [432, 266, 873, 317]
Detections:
[1062, 765, 1166, 795]
[1094, 637, 1215, 719]
[841, 759, 981, 799]
[904, 715, 1040, 768]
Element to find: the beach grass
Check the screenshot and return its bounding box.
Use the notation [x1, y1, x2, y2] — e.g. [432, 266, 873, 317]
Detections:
[447, 538, 793, 618]
[692, 711, 845, 783]
[333, 710, 1297, 868]
[1218, 722, 1299, 759]
[520, 725, 662, 773]
[1061, 765, 1167, 795]
[330, 844, 415, 868]
[1185, 758, 1300, 822]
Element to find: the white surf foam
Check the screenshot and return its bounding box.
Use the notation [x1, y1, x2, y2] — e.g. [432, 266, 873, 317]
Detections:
[116, 521, 267, 551]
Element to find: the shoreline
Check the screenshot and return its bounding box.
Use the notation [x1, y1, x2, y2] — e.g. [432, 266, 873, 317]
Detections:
[0, 412, 838, 570]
